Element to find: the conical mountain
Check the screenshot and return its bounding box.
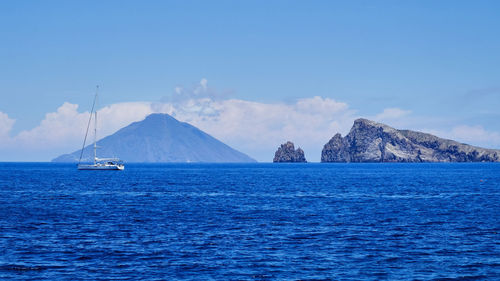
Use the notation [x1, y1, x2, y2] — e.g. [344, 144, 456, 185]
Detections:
[52, 113, 256, 163]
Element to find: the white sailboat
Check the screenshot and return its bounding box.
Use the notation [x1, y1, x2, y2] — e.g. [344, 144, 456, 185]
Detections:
[77, 86, 124, 170]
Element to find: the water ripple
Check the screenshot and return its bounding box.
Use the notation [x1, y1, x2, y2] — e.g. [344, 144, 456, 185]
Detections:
[0, 163, 499, 280]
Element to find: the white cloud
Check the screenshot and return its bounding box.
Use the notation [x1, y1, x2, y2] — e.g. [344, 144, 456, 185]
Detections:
[96, 102, 153, 137]
[0, 111, 15, 144]
[15, 103, 88, 147]
[0, 93, 356, 161]
[169, 78, 228, 103]
[160, 96, 356, 161]
[452, 125, 500, 143]
[200, 78, 208, 91]
[13, 102, 154, 150]
[427, 125, 500, 149]
[367, 107, 500, 150]
[371, 111, 500, 150]
[374, 107, 411, 122]
[4, 79, 500, 161]
[371, 108, 500, 149]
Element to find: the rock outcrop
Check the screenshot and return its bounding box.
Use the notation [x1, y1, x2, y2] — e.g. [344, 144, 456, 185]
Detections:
[273, 141, 307, 163]
[321, 118, 500, 162]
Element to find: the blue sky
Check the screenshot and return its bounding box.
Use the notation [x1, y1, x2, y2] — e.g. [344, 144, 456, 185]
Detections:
[1, 1, 500, 161]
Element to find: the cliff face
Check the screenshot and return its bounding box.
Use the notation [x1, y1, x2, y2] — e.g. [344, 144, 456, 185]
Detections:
[321, 118, 500, 162]
[273, 141, 307, 163]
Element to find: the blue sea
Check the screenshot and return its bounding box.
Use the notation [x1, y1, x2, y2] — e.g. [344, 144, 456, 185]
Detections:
[0, 163, 499, 280]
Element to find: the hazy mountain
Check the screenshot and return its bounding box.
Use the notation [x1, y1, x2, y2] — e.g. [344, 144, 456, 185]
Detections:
[322, 118, 500, 162]
[53, 113, 256, 163]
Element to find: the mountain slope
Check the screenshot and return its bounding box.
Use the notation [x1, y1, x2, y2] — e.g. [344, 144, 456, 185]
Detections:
[321, 118, 500, 162]
[53, 113, 256, 163]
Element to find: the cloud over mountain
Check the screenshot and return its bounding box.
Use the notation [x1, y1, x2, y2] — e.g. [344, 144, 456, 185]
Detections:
[1, 79, 500, 162]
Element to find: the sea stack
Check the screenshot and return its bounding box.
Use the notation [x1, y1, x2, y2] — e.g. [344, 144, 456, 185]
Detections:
[321, 118, 500, 162]
[273, 141, 307, 163]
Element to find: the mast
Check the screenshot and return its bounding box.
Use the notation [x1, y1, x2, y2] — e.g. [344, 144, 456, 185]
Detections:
[78, 86, 98, 165]
[94, 85, 98, 164]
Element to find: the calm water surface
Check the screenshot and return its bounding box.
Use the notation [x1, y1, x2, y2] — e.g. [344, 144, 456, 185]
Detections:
[0, 163, 499, 280]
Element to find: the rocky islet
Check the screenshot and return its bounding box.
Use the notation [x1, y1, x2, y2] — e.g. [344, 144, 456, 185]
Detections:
[273, 141, 307, 163]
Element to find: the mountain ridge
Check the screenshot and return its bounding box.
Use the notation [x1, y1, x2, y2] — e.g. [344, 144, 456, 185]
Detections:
[321, 118, 500, 162]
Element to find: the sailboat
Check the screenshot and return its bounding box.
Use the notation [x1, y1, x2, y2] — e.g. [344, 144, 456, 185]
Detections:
[77, 86, 124, 170]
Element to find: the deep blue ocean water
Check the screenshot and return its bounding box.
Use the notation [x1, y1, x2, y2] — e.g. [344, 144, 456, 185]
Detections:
[0, 163, 499, 280]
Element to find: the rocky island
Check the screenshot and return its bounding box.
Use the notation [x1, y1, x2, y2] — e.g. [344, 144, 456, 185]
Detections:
[273, 141, 307, 163]
[322, 118, 500, 162]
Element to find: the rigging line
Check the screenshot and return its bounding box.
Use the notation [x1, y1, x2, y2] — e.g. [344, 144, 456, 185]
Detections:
[78, 87, 98, 164]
